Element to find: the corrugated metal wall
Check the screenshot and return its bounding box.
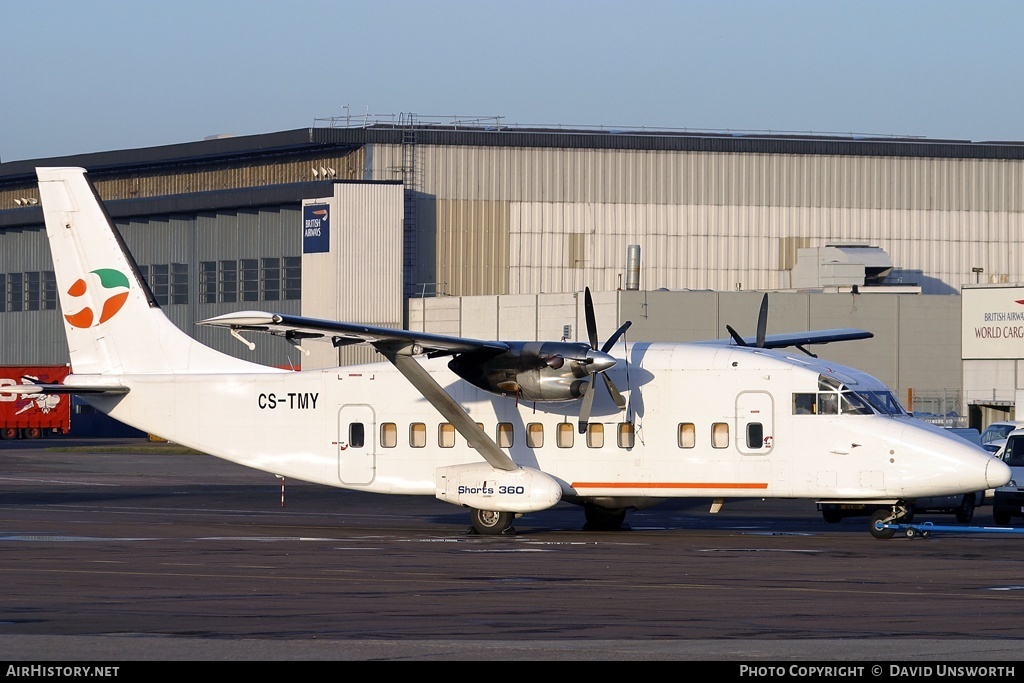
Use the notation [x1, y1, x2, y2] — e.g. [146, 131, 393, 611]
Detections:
[301, 183, 405, 369]
[410, 289, 962, 402]
[367, 144, 1024, 296]
[0, 207, 304, 367]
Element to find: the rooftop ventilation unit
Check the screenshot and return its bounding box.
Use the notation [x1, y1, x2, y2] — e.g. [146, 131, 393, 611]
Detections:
[791, 243, 894, 289]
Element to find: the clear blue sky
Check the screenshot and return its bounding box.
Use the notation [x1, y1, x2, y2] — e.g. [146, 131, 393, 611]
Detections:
[2, 0, 1022, 162]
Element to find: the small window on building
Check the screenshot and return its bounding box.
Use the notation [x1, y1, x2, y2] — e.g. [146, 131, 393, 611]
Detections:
[746, 423, 764, 449]
[0, 273, 6, 313]
[617, 422, 635, 449]
[6, 273, 23, 312]
[262, 257, 281, 301]
[170, 263, 189, 305]
[240, 259, 259, 302]
[25, 272, 40, 311]
[496, 422, 514, 448]
[150, 264, 169, 305]
[410, 422, 426, 448]
[42, 271, 57, 310]
[219, 260, 238, 303]
[439, 423, 456, 448]
[199, 262, 217, 303]
[712, 422, 730, 449]
[380, 422, 397, 448]
[283, 256, 302, 300]
[678, 422, 696, 448]
[587, 423, 605, 448]
[349, 422, 365, 449]
[557, 423, 574, 448]
[527, 423, 544, 448]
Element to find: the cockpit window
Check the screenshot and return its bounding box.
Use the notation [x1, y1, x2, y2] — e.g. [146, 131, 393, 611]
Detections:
[840, 391, 874, 415]
[792, 377, 907, 417]
[857, 390, 907, 416]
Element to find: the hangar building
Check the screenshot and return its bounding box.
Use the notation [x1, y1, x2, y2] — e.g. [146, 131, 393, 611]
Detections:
[1, 116, 1023, 425]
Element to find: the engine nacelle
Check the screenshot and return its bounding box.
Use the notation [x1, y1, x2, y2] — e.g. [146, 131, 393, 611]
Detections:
[435, 462, 563, 513]
[448, 341, 601, 402]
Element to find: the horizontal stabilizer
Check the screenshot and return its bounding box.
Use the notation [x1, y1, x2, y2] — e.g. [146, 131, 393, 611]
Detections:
[0, 383, 129, 396]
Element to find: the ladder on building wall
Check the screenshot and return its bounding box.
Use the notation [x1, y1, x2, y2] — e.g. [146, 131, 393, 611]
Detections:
[399, 113, 420, 297]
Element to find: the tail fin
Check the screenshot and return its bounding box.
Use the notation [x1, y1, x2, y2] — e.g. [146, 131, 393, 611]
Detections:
[37, 167, 269, 375]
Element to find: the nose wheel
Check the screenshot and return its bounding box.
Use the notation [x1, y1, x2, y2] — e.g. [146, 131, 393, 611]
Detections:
[869, 504, 912, 539]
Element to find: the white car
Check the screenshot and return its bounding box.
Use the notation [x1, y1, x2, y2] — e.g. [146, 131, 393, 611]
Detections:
[993, 428, 1024, 525]
[981, 421, 1024, 448]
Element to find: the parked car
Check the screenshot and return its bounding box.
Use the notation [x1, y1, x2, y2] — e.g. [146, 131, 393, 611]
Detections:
[820, 491, 982, 525]
[993, 428, 1024, 525]
[981, 421, 1024, 448]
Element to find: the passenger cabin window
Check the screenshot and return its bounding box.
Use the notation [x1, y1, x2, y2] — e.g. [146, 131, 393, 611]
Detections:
[587, 423, 604, 448]
[746, 423, 763, 449]
[349, 423, 365, 449]
[557, 423, 574, 448]
[439, 423, 456, 448]
[466, 422, 485, 448]
[410, 422, 426, 448]
[497, 423, 514, 448]
[678, 423, 696, 448]
[380, 423, 397, 448]
[712, 422, 729, 449]
[617, 422, 635, 449]
[527, 423, 544, 448]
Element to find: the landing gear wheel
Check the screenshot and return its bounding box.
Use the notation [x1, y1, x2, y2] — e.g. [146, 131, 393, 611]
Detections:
[822, 509, 843, 524]
[955, 494, 976, 523]
[584, 504, 627, 531]
[470, 508, 515, 535]
[869, 509, 896, 540]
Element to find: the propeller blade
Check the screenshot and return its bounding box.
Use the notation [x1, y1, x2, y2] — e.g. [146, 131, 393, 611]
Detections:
[602, 372, 626, 409]
[584, 287, 599, 350]
[578, 376, 596, 433]
[726, 324, 747, 347]
[601, 320, 632, 353]
[756, 293, 768, 348]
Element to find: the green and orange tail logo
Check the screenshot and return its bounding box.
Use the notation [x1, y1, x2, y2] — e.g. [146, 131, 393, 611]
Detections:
[64, 268, 131, 329]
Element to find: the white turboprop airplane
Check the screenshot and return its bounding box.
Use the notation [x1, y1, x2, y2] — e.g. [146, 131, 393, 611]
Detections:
[15, 167, 1010, 538]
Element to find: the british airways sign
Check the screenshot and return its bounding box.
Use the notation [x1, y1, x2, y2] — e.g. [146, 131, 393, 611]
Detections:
[303, 204, 330, 253]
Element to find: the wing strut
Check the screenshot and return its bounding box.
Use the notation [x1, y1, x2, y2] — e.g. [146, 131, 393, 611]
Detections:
[374, 343, 519, 472]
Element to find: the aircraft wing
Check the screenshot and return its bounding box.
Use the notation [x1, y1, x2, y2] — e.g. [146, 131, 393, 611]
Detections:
[732, 328, 874, 348]
[196, 311, 509, 356]
[197, 310, 520, 472]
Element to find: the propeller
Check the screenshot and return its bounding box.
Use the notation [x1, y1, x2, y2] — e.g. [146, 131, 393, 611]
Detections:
[578, 287, 632, 433]
[726, 293, 769, 348]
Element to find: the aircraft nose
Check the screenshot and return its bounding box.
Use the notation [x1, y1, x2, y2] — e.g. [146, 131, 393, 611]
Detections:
[987, 456, 1012, 489]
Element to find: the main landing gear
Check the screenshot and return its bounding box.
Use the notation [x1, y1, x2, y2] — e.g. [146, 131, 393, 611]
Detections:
[869, 504, 914, 539]
[469, 508, 517, 535]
